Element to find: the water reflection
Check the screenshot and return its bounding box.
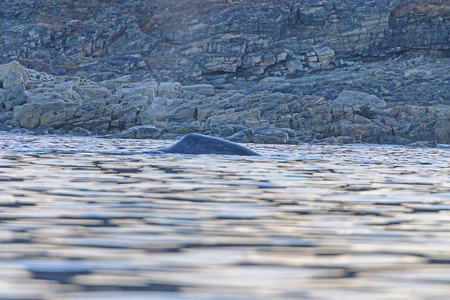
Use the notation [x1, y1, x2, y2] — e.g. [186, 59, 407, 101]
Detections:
[0, 134, 449, 299]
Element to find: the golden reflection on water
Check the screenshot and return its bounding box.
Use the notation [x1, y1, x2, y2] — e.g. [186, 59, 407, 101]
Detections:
[0, 134, 449, 299]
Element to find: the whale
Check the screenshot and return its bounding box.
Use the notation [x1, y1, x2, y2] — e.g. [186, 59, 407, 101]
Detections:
[160, 133, 260, 156]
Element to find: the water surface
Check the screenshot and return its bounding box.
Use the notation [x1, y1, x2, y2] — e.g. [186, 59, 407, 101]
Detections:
[0, 134, 449, 300]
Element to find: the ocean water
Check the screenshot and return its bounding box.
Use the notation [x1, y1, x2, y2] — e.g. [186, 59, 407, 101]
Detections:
[0, 133, 449, 300]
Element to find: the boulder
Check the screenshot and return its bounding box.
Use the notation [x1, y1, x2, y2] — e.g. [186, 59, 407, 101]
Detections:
[287, 58, 304, 72]
[170, 121, 200, 134]
[13, 103, 42, 129]
[229, 130, 252, 143]
[313, 44, 335, 67]
[39, 99, 67, 127]
[182, 84, 215, 96]
[74, 86, 112, 101]
[158, 82, 182, 98]
[0, 111, 13, 123]
[408, 117, 450, 144]
[121, 94, 151, 110]
[404, 69, 431, 78]
[0, 61, 28, 90]
[107, 125, 163, 139]
[29, 125, 59, 136]
[70, 117, 111, 133]
[0, 122, 12, 132]
[69, 127, 94, 137]
[3, 70, 26, 90]
[250, 127, 290, 144]
[116, 83, 157, 102]
[331, 90, 387, 120]
[74, 99, 107, 120]
[3, 86, 28, 110]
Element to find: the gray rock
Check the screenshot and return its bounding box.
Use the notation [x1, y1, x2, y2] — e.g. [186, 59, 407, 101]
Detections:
[250, 127, 290, 144]
[0, 122, 12, 132]
[0, 61, 28, 89]
[74, 86, 112, 101]
[313, 44, 335, 67]
[121, 94, 151, 111]
[39, 99, 66, 127]
[108, 125, 163, 139]
[3, 87, 28, 110]
[10, 128, 30, 135]
[287, 58, 304, 73]
[404, 69, 432, 78]
[408, 117, 450, 144]
[13, 103, 42, 129]
[331, 90, 387, 120]
[170, 121, 200, 134]
[69, 127, 94, 137]
[182, 84, 215, 96]
[0, 110, 13, 123]
[75, 99, 107, 120]
[2, 69, 26, 90]
[229, 130, 252, 143]
[116, 83, 157, 102]
[158, 82, 182, 99]
[107, 23, 159, 56]
[29, 125, 58, 135]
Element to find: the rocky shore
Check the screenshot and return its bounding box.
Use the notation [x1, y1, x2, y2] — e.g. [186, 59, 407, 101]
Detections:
[0, 55, 449, 146]
[0, 0, 449, 145]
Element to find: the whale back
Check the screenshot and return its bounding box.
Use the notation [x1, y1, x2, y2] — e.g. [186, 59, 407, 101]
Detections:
[161, 133, 260, 156]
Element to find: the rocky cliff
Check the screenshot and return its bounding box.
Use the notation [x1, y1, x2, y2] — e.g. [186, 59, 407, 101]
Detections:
[2, 0, 449, 81]
[0, 0, 449, 145]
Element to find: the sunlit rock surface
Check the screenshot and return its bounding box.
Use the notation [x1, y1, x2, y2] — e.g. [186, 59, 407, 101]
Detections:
[0, 133, 449, 299]
[0, 59, 449, 145]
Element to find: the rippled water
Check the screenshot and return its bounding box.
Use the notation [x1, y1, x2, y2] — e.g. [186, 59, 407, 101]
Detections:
[0, 133, 449, 300]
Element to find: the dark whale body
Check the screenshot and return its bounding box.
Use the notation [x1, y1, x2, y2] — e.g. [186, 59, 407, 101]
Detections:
[160, 133, 260, 156]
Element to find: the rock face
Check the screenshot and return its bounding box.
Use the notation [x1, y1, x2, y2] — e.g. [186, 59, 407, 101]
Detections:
[0, 0, 449, 82]
[0, 1, 449, 146]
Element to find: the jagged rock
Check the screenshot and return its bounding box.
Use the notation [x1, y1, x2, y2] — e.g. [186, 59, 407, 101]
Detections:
[0, 1, 449, 82]
[107, 125, 163, 139]
[158, 82, 182, 99]
[0, 61, 28, 90]
[408, 140, 438, 148]
[3, 86, 28, 110]
[13, 103, 42, 129]
[287, 58, 304, 73]
[2, 69, 26, 90]
[39, 99, 66, 127]
[69, 127, 94, 137]
[408, 117, 450, 144]
[250, 127, 290, 144]
[313, 44, 335, 68]
[331, 90, 387, 120]
[29, 125, 59, 135]
[0, 122, 12, 131]
[182, 84, 215, 96]
[70, 117, 111, 133]
[10, 128, 30, 135]
[0, 110, 13, 123]
[107, 23, 159, 56]
[74, 99, 107, 120]
[116, 83, 157, 103]
[229, 130, 252, 143]
[121, 94, 151, 111]
[170, 121, 200, 134]
[404, 69, 431, 78]
[75, 86, 112, 101]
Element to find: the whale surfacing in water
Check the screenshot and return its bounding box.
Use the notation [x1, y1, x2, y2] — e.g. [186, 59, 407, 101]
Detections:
[160, 133, 260, 156]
